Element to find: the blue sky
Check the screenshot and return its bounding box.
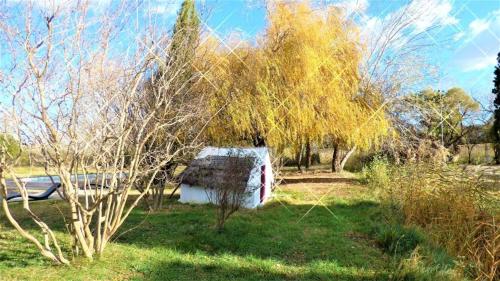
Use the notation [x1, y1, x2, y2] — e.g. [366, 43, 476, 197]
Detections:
[2, 0, 500, 107]
[203, 0, 499, 107]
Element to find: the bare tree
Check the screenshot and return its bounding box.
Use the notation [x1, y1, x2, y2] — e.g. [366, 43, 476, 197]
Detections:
[332, 0, 450, 171]
[181, 152, 257, 232]
[210, 155, 256, 232]
[0, 1, 206, 263]
[136, 6, 206, 210]
[135, 35, 207, 210]
[0, 144, 69, 264]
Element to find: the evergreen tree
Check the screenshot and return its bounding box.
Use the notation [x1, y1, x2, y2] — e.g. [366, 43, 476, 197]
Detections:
[140, 0, 202, 210]
[169, 0, 200, 73]
[492, 52, 500, 164]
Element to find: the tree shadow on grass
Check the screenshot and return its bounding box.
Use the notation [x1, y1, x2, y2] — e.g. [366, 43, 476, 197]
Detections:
[136, 256, 390, 281]
[0, 245, 42, 268]
[0, 195, 389, 275]
[115, 199, 387, 271]
[280, 177, 359, 185]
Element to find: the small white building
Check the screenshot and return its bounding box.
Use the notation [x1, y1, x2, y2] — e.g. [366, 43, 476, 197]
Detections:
[179, 147, 274, 208]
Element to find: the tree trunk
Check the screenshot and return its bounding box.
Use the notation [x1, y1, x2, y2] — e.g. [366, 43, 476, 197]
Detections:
[305, 141, 311, 169]
[332, 145, 356, 173]
[0, 187, 70, 265]
[252, 133, 266, 147]
[467, 145, 474, 164]
[295, 145, 303, 172]
[332, 144, 341, 172]
[153, 187, 165, 210]
[168, 183, 181, 199]
[340, 147, 356, 171]
[495, 144, 500, 164]
[150, 162, 177, 210]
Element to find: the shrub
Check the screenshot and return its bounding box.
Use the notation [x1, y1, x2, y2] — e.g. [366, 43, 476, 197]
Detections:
[204, 154, 256, 232]
[464, 216, 499, 281]
[361, 156, 390, 189]
[375, 224, 424, 256]
[0, 134, 21, 160]
[343, 150, 373, 172]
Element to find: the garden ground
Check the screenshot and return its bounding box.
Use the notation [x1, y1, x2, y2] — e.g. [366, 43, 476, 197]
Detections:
[0, 168, 461, 281]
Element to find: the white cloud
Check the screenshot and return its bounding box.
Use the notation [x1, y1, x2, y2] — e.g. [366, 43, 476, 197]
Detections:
[461, 54, 497, 72]
[469, 18, 490, 36]
[7, 0, 182, 17]
[407, 0, 458, 32]
[453, 31, 465, 41]
[455, 9, 500, 72]
[148, 0, 183, 18]
[357, 0, 459, 55]
[7, 0, 111, 12]
[456, 9, 499, 45]
[335, 0, 369, 17]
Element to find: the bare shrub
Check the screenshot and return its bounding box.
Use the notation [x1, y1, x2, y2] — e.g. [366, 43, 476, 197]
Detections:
[0, 145, 69, 264]
[466, 217, 499, 281]
[135, 0, 206, 211]
[198, 154, 257, 232]
[135, 38, 207, 210]
[0, 1, 206, 263]
[413, 140, 449, 164]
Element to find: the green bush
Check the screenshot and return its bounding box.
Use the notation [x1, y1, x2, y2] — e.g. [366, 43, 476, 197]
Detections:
[0, 134, 21, 158]
[361, 156, 390, 188]
[375, 224, 424, 256]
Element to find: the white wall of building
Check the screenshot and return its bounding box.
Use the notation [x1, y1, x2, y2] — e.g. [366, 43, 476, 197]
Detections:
[179, 147, 274, 209]
[179, 183, 261, 209]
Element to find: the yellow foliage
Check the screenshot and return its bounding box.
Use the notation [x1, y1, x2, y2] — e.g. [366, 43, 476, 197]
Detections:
[202, 1, 389, 152]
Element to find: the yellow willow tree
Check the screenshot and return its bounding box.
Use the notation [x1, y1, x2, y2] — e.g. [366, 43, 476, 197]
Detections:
[199, 35, 269, 147]
[204, 1, 389, 171]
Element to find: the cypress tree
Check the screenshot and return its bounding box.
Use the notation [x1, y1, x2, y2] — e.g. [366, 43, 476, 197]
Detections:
[492, 52, 500, 164]
[141, 0, 201, 210]
[169, 0, 200, 72]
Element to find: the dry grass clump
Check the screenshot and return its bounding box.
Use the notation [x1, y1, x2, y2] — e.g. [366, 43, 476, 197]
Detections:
[379, 163, 499, 280]
[391, 247, 464, 281]
[465, 218, 499, 281]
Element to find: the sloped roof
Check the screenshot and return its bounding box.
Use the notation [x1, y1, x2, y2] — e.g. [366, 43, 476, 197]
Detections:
[196, 147, 269, 163]
[181, 155, 257, 189]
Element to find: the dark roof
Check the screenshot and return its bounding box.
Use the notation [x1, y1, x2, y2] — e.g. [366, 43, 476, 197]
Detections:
[181, 155, 257, 189]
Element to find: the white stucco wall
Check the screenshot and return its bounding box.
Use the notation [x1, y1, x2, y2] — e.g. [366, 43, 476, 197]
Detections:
[179, 184, 212, 204]
[179, 183, 260, 208]
[179, 147, 275, 209]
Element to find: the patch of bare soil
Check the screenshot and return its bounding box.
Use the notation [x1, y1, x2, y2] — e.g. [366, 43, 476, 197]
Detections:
[278, 171, 368, 199]
[344, 231, 378, 247]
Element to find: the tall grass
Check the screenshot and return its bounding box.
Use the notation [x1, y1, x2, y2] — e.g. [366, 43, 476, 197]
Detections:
[364, 162, 499, 281]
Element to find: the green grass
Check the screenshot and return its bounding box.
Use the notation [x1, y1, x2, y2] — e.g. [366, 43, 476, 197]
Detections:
[10, 166, 49, 178]
[0, 174, 461, 281]
[9, 166, 104, 178]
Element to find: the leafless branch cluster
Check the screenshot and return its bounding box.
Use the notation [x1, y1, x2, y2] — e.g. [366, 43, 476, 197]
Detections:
[355, 0, 481, 164]
[0, 1, 207, 263]
[135, 25, 206, 211]
[204, 153, 257, 232]
[360, 0, 442, 100]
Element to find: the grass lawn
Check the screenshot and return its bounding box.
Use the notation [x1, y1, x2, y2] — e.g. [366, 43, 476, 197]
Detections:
[9, 166, 106, 179]
[10, 166, 50, 178]
[0, 170, 458, 281]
